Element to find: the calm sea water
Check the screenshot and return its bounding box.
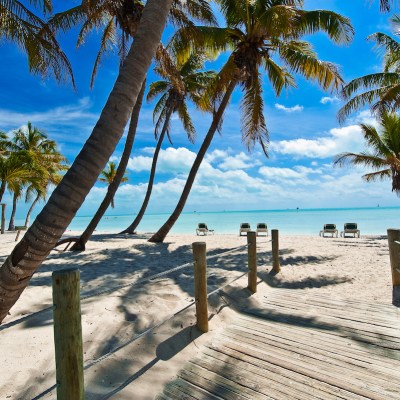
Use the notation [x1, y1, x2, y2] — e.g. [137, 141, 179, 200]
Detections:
[60, 207, 400, 236]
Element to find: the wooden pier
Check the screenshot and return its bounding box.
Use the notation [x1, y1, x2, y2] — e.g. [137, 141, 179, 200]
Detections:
[158, 288, 400, 400]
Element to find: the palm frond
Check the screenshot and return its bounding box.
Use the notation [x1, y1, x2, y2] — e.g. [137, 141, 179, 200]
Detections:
[177, 102, 196, 143]
[240, 72, 269, 155]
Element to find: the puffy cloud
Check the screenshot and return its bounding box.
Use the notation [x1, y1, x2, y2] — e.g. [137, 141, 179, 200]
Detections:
[275, 103, 304, 113]
[127, 147, 196, 174]
[270, 124, 364, 159]
[320, 96, 340, 104]
[217, 152, 260, 170]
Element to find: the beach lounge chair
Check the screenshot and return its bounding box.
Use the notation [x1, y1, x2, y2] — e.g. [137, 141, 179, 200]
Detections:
[319, 224, 338, 237]
[256, 223, 268, 236]
[239, 223, 251, 236]
[341, 223, 360, 238]
[196, 223, 214, 236]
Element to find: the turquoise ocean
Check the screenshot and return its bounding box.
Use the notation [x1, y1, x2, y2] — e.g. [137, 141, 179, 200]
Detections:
[58, 207, 400, 236]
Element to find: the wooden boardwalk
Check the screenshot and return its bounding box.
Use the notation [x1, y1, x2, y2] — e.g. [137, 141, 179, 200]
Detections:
[157, 288, 400, 400]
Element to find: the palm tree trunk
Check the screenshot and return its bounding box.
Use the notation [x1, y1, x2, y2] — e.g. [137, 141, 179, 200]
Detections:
[148, 80, 237, 243]
[24, 193, 40, 228]
[0, 181, 6, 203]
[8, 194, 17, 231]
[0, 0, 173, 323]
[70, 81, 146, 251]
[120, 107, 172, 234]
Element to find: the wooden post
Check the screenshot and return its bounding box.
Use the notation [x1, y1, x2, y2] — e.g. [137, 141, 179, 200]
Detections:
[52, 268, 84, 400]
[247, 231, 257, 293]
[1, 203, 5, 234]
[387, 229, 400, 286]
[272, 229, 281, 273]
[192, 242, 208, 333]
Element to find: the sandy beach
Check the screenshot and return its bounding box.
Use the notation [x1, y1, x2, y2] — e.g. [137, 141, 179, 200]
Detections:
[0, 230, 394, 399]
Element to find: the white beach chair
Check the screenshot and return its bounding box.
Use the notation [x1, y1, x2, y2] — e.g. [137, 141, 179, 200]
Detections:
[196, 223, 214, 236]
[319, 224, 338, 238]
[341, 223, 360, 238]
[239, 223, 251, 236]
[256, 223, 268, 236]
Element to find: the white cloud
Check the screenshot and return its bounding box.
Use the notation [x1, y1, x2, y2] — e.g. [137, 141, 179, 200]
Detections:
[127, 147, 196, 174]
[320, 96, 340, 104]
[270, 124, 364, 159]
[275, 103, 304, 113]
[217, 152, 260, 170]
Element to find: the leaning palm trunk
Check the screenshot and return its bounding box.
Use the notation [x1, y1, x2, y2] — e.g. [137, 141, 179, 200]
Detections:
[120, 107, 172, 234]
[24, 193, 40, 228]
[148, 81, 237, 243]
[7, 194, 17, 231]
[0, 0, 173, 323]
[70, 81, 146, 251]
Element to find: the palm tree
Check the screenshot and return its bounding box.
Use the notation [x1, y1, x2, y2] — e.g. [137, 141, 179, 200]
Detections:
[120, 46, 215, 235]
[98, 161, 128, 208]
[334, 113, 400, 195]
[0, 154, 33, 203]
[0, 0, 173, 323]
[7, 122, 68, 226]
[148, 0, 354, 243]
[338, 16, 400, 122]
[0, 0, 74, 83]
[50, 0, 216, 251]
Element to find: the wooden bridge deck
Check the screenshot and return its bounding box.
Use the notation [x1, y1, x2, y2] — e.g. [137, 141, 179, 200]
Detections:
[157, 288, 400, 400]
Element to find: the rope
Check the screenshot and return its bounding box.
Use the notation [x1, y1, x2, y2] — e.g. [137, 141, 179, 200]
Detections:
[1, 243, 251, 330]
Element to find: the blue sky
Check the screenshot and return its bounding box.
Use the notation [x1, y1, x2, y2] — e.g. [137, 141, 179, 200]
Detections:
[0, 0, 399, 221]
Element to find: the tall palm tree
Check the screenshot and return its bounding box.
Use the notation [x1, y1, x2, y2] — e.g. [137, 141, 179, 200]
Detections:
[98, 161, 128, 208]
[0, 0, 173, 323]
[120, 46, 215, 235]
[0, 0, 74, 83]
[50, 0, 216, 251]
[148, 0, 354, 243]
[334, 113, 400, 195]
[339, 16, 400, 122]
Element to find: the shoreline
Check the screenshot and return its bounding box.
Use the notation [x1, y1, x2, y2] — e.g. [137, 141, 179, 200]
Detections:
[0, 231, 394, 399]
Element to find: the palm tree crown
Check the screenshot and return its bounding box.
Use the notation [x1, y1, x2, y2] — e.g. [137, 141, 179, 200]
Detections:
[50, 0, 216, 86]
[173, 0, 354, 154]
[99, 161, 128, 208]
[0, 0, 74, 83]
[334, 113, 400, 195]
[339, 16, 400, 122]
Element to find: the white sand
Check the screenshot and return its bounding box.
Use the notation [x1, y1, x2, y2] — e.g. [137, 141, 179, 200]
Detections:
[0, 230, 394, 399]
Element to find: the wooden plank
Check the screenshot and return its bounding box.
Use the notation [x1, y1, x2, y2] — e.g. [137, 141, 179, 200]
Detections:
[215, 338, 398, 400]
[204, 345, 368, 400]
[226, 324, 400, 381]
[197, 351, 337, 400]
[178, 367, 261, 400]
[165, 380, 222, 400]
[221, 327, 400, 392]
[234, 316, 400, 369]
[259, 300, 400, 340]
[262, 296, 400, 329]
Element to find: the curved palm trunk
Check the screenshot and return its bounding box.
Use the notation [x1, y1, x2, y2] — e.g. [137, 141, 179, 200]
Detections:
[70, 81, 146, 251]
[7, 194, 17, 231]
[120, 107, 172, 234]
[24, 193, 40, 228]
[148, 80, 237, 243]
[0, 0, 173, 323]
